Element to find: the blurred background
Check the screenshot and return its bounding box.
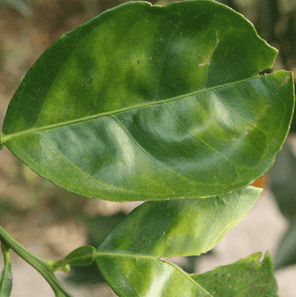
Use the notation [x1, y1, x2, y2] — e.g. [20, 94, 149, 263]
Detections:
[0, 0, 296, 296]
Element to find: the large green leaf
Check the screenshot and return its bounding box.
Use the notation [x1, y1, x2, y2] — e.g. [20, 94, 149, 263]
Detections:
[1, 1, 294, 201]
[96, 187, 261, 296]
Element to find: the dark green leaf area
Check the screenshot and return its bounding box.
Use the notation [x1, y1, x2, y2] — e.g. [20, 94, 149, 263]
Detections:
[63, 245, 97, 267]
[269, 142, 296, 220]
[274, 218, 296, 270]
[268, 133, 296, 270]
[192, 252, 278, 297]
[2, 1, 294, 201]
[96, 187, 260, 296]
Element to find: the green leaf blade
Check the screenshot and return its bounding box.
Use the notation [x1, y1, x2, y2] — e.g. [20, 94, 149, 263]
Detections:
[98, 187, 260, 257]
[2, 1, 294, 201]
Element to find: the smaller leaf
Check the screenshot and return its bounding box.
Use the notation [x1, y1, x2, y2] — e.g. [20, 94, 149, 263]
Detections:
[192, 252, 278, 297]
[98, 187, 261, 258]
[64, 245, 97, 267]
[0, 244, 12, 297]
[67, 213, 126, 285]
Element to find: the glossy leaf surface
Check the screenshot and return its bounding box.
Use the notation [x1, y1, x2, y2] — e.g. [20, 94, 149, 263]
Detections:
[1, 1, 294, 201]
[192, 252, 278, 296]
[96, 187, 260, 296]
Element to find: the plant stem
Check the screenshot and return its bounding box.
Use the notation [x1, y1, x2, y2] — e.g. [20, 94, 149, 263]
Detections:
[0, 225, 72, 297]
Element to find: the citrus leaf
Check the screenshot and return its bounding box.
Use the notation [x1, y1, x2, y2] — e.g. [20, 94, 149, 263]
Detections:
[96, 187, 260, 296]
[1, 1, 294, 201]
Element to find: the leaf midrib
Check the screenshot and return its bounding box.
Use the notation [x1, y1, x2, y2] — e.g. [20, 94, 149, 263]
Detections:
[2, 75, 259, 143]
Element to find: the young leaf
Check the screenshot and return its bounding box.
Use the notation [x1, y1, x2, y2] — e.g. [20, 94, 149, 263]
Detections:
[192, 252, 278, 297]
[64, 245, 97, 267]
[0, 244, 12, 297]
[1, 1, 294, 201]
[96, 187, 261, 296]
